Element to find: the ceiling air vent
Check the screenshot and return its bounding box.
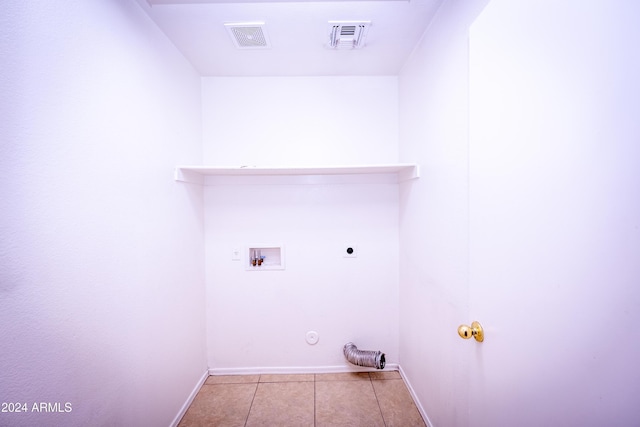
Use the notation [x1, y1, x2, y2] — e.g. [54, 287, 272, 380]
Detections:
[328, 21, 371, 50]
[224, 22, 271, 49]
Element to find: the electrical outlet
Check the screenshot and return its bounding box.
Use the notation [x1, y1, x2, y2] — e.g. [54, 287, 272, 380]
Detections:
[231, 248, 241, 261]
[344, 245, 357, 258]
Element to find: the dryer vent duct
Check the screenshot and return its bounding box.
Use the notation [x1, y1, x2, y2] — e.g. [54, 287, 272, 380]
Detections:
[343, 342, 385, 369]
[225, 22, 271, 49]
[328, 21, 371, 49]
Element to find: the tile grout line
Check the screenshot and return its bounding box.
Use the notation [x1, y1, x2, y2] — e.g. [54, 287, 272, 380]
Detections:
[370, 376, 388, 427]
[313, 374, 317, 427]
[243, 375, 261, 427]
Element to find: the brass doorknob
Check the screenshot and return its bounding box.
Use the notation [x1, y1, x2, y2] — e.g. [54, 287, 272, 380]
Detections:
[458, 321, 484, 342]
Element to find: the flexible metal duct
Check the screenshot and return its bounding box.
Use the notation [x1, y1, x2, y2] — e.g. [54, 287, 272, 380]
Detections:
[343, 342, 385, 370]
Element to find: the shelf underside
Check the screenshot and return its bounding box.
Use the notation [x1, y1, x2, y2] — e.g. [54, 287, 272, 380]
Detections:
[174, 164, 419, 183]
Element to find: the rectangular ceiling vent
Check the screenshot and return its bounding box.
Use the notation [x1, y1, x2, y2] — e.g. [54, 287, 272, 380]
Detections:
[224, 22, 271, 49]
[328, 21, 371, 50]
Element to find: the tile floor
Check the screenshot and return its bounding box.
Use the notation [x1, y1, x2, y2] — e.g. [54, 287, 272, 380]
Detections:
[178, 371, 426, 427]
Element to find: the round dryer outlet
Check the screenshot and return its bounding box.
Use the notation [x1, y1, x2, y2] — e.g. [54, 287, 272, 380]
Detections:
[305, 331, 319, 345]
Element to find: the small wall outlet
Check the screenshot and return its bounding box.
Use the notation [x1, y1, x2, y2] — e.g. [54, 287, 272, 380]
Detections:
[344, 245, 357, 258]
[232, 248, 241, 261]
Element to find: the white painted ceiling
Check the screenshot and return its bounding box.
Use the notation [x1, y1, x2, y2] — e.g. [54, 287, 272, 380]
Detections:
[136, 0, 443, 76]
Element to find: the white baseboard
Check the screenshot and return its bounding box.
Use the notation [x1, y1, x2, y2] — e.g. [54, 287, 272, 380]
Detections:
[208, 363, 400, 376]
[170, 370, 209, 427]
[398, 365, 433, 427]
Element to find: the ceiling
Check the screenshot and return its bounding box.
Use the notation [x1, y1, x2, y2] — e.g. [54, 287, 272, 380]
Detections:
[135, 0, 443, 76]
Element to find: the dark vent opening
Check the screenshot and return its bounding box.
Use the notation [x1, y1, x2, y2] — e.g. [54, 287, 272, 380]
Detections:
[340, 26, 356, 36]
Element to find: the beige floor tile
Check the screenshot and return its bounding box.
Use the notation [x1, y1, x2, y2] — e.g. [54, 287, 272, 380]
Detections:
[316, 380, 385, 427]
[259, 373, 315, 382]
[181, 371, 426, 427]
[246, 381, 314, 427]
[178, 383, 256, 427]
[315, 372, 371, 382]
[369, 370, 401, 380]
[205, 374, 259, 384]
[372, 379, 426, 427]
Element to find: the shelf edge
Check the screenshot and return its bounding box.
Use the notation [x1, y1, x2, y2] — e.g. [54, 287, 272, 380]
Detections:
[175, 164, 420, 181]
[174, 167, 205, 184]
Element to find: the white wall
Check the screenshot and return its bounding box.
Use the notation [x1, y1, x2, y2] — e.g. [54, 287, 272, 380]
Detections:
[0, 1, 206, 426]
[397, 1, 489, 426]
[202, 76, 399, 166]
[201, 77, 400, 371]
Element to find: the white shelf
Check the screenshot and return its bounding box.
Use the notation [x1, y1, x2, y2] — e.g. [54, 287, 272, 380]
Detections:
[174, 164, 419, 184]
